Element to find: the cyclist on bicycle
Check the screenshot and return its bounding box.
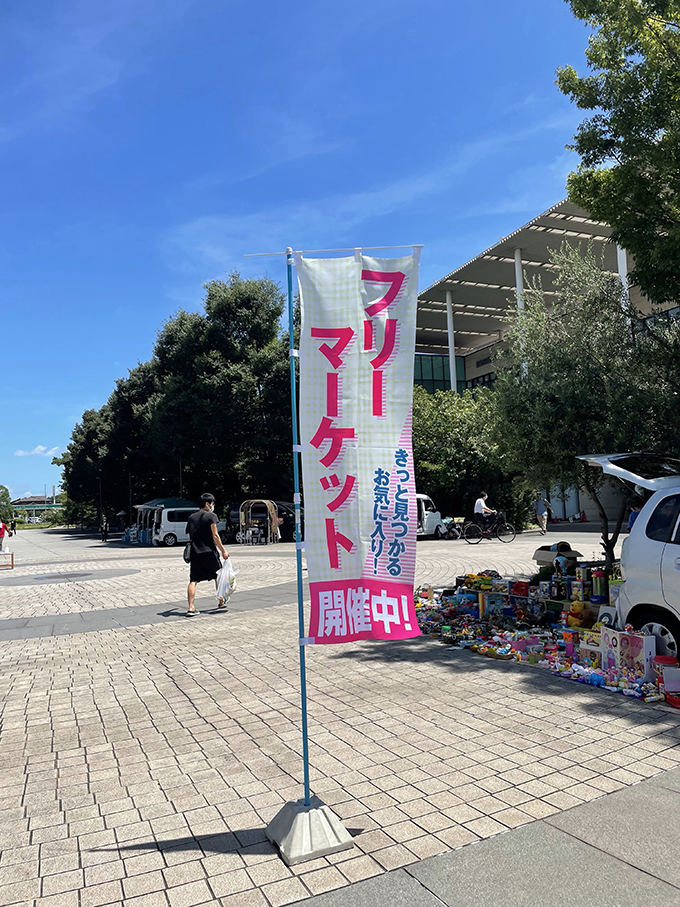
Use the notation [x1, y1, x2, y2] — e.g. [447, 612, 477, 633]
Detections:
[473, 492, 496, 531]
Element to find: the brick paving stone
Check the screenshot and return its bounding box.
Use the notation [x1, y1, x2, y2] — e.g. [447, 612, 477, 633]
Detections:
[412, 811, 453, 834]
[261, 877, 310, 906]
[246, 858, 291, 886]
[3, 531, 680, 907]
[353, 829, 393, 853]
[463, 816, 508, 837]
[42, 867, 85, 895]
[124, 871, 166, 898]
[337, 853, 382, 882]
[85, 860, 125, 887]
[123, 893, 169, 907]
[218, 890, 268, 907]
[299, 866, 346, 895]
[371, 843, 415, 871]
[405, 834, 449, 859]
[81, 879, 125, 907]
[165, 879, 212, 907]
[0, 878, 41, 906]
[493, 807, 532, 829]
[208, 869, 252, 897]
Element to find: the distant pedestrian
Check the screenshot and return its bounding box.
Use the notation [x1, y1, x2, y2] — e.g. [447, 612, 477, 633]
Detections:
[533, 493, 550, 535]
[101, 518, 109, 542]
[185, 493, 230, 616]
[9, 519, 16, 534]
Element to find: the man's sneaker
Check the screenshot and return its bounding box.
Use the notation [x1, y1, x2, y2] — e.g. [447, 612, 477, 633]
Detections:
[186, 609, 199, 617]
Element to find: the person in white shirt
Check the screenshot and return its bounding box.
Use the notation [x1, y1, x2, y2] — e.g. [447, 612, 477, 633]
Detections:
[473, 492, 496, 530]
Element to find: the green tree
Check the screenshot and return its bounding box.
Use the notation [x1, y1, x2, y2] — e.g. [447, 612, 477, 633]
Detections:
[491, 242, 680, 569]
[55, 272, 294, 516]
[412, 386, 532, 526]
[557, 0, 680, 304]
[0, 485, 11, 523]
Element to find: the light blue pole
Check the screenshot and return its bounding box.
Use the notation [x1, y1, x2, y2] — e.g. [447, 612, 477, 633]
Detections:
[287, 247, 311, 807]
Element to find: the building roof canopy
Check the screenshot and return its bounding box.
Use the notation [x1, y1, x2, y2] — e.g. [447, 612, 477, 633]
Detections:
[416, 199, 642, 356]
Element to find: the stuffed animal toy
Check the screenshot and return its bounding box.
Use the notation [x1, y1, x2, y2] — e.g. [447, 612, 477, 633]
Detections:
[567, 599, 585, 628]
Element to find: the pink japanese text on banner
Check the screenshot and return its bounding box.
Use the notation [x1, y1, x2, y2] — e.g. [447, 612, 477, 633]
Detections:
[297, 253, 420, 644]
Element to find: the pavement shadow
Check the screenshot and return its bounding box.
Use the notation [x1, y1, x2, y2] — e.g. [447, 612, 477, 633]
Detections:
[329, 639, 680, 737]
[157, 606, 231, 619]
[107, 828, 273, 855]
[108, 823, 365, 859]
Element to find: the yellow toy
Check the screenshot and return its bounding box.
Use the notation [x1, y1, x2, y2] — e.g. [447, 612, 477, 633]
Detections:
[567, 600, 585, 628]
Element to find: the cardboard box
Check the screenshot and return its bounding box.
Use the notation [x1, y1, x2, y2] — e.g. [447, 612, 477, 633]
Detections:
[600, 628, 657, 681]
[663, 667, 680, 694]
[491, 579, 510, 593]
[571, 581, 585, 601]
[609, 580, 624, 607]
[582, 629, 601, 648]
[579, 644, 601, 668]
[482, 593, 506, 617]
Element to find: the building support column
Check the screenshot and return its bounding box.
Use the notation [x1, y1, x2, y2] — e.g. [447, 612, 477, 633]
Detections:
[445, 289, 457, 392]
[617, 245, 629, 302]
[514, 247, 524, 312]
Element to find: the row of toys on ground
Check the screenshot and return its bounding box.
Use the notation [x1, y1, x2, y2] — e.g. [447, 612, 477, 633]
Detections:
[415, 568, 680, 707]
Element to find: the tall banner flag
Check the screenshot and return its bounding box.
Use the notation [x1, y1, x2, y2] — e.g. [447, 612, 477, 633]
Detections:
[298, 252, 421, 644]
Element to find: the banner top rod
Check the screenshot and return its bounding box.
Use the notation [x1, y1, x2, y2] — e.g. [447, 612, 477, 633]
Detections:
[244, 244, 423, 258]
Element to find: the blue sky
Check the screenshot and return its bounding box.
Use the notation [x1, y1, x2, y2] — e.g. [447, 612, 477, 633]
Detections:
[1, 0, 590, 498]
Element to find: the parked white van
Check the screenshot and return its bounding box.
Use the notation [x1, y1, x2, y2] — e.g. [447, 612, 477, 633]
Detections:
[152, 506, 199, 547]
[151, 507, 231, 547]
[579, 453, 680, 657]
[416, 493, 448, 539]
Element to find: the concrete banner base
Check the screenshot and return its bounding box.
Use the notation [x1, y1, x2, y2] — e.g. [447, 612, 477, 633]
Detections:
[265, 795, 354, 866]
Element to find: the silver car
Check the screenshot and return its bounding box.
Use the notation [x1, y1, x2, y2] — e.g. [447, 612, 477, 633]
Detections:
[579, 453, 680, 657]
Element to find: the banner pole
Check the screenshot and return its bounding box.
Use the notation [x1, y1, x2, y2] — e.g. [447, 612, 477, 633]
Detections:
[287, 246, 311, 808]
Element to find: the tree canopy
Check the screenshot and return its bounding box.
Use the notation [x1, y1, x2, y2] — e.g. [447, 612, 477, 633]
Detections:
[412, 385, 533, 526]
[55, 274, 293, 519]
[491, 241, 680, 567]
[0, 486, 11, 523]
[557, 0, 680, 304]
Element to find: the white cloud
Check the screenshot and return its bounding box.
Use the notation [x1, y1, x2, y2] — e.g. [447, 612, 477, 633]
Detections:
[161, 114, 581, 281]
[14, 445, 60, 457]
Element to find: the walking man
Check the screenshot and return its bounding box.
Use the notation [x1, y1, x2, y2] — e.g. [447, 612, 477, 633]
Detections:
[185, 493, 230, 616]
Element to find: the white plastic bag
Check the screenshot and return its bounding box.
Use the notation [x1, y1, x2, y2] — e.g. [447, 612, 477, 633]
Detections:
[216, 557, 238, 602]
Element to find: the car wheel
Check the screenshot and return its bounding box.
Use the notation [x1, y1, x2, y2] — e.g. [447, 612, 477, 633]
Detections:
[219, 531, 229, 544]
[235, 531, 244, 544]
[434, 526, 443, 540]
[163, 534, 177, 547]
[634, 608, 680, 659]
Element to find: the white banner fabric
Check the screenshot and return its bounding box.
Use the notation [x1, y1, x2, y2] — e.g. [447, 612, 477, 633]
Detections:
[297, 253, 421, 644]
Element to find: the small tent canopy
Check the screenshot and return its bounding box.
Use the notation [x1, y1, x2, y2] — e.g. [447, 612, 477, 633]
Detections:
[136, 497, 198, 509]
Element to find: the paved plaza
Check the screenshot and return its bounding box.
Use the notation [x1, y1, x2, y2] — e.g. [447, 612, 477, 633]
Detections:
[0, 529, 678, 907]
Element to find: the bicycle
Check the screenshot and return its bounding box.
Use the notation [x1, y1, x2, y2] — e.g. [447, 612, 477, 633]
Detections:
[463, 510, 516, 544]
